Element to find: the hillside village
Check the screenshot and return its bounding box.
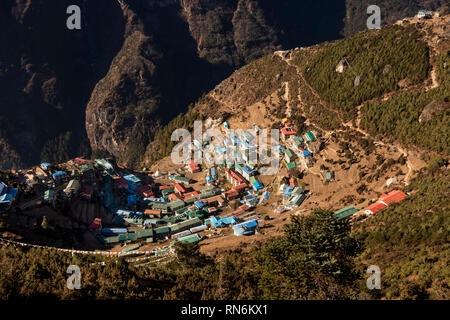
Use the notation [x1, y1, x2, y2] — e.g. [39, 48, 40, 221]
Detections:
[0, 111, 416, 258]
[0, 8, 448, 301]
[0, 9, 447, 260]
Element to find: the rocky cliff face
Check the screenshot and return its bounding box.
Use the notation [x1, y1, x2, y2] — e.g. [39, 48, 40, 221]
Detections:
[85, 0, 348, 167]
[0, 0, 125, 168]
[0, 0, 445, 169]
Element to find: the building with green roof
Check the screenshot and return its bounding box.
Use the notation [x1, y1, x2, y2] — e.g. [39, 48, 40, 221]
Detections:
[161, 188, 175, 197]
[170, 217, 202, 234]
[172, 176, 191, 184]
[333, 206, 359, 220]
[305, 131, 315, 143]
[154, 226, 171, 239]
[151, 202, 170, 212]
[285, 149, 296, 163]
[286, 162, 296, 170]
[177, 233, 201, 244]
[167, 199, 185, 211]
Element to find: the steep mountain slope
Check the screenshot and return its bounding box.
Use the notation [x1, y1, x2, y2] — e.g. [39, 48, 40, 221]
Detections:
[158, 14, 448, 164]
[85, 0, 348, 167]
[1, 0, 445, 169]
[0, 0, 125, 168]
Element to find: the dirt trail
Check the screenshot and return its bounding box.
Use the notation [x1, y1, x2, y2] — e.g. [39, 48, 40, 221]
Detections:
[275, 51, 343, 123]
[275, 50, 422, 184]
[283, 81, 292, 117]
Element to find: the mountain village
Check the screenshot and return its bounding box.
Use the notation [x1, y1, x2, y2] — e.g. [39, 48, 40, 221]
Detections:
[0, 111, 414, 259]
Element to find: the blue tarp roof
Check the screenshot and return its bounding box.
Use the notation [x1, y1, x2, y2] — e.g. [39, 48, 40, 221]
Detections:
[210, 216, 222, 227]
[252, 181, 263, 189]
[0, 182, 7, 196]
[233, 219, 258, 235]
[194, 200, 206, 209]
[220, 216, 238, 225]
[283, 186, 294, 198]
[115, 209, 132, 216]
[233, 219, 258, 230]
[102, 228, 127, 235]
[52, 171, 66, 179]
[190, 225, 207, 232]
[302, 151, 312, 157]
[0, 188, 17, 203]
[242, 166, 255, 174]
[40, 162, 51, 167]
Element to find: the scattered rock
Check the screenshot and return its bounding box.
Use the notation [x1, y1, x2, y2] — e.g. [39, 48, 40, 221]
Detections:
[397, 78, 411, 88]
[419, 100, 449, 122]
[354, 75, 361, 87]
[335, 58, 347, 73]
[383, 64, 392, 74]
[386, 177, 398, 187]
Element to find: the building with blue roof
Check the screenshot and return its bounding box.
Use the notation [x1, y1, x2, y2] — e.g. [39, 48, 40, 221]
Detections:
[220, 216, 238, 225]
[233, 219, 258, 236]
[52, 171, 67, 182]
[40, 162, 51, 170]
[302, 150, 312, 157]
[123, 174, 141, 185]
[0, 184, 18, 208]
[242, 166, 256, 180]
[194, 200, 206, 209]
[210, 216, 223, 228]
[251, 180, 263, 191]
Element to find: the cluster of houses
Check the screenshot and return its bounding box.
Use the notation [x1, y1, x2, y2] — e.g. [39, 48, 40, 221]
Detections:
[69, 156, 268, 248]
[281, 121, 318, 170]
[2, 109, 415, 256]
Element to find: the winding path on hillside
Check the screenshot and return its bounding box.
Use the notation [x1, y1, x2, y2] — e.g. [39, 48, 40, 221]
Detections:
[275, 50, 422, 185]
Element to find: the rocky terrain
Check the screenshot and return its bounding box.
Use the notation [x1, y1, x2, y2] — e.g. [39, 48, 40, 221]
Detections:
[1, 0, 447, 170]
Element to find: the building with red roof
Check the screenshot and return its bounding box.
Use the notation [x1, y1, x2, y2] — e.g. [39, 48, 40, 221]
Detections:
[365, 202, 387, 215]
[169, 193, 181, 201]
[183, 191, 199, 200]
[174, 183, 186, 194]
[281, 127, 297, 140]
[225, 168, 246, 186]
[289, 176, 297, 187]
[378, 190, 407, 205]
[143, 190, 154, 198]
[88, 218, 102, 231]
[233, 183, 249, 193]
[189, 162, 201, 173]
[81, 188, 92, 200]
[136, 184, 152, 195]
[74, 157, 90, 165]
[205, 195, 225, 207]
[144, 209, 162, 218]
[222, 189, 239, 200]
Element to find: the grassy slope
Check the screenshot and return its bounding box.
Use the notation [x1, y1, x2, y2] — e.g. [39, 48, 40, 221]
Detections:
[354, 169, 449, 299]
